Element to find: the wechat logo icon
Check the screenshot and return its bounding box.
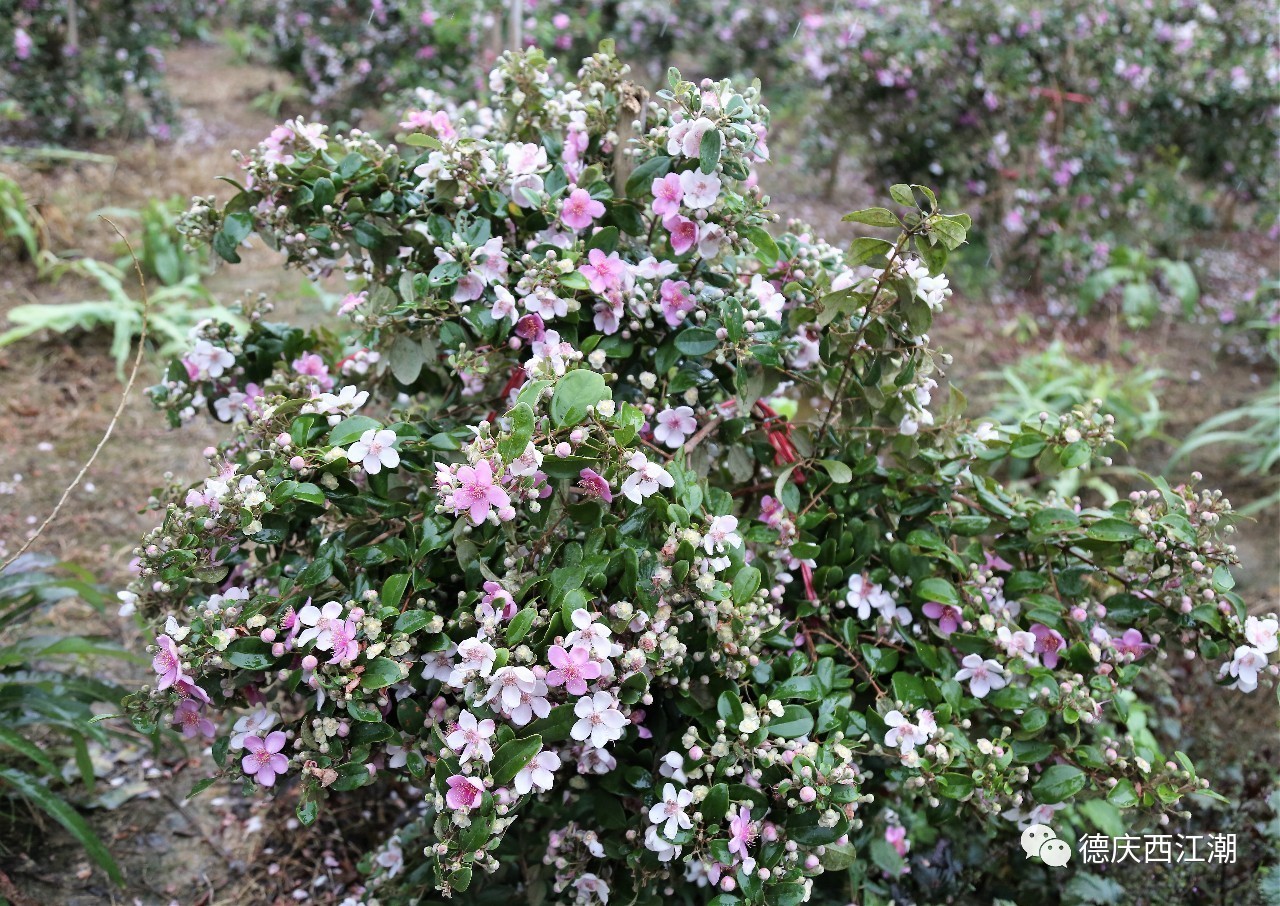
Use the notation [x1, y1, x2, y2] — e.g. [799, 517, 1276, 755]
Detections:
[1021, 823, 1072, 868]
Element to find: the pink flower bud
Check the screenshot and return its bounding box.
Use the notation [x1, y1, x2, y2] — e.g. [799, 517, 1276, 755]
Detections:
[260, 627, 277, 642]
[302, 655, 318, 670]
[799, 786, 817, 803]
[289, 456, 305, 470]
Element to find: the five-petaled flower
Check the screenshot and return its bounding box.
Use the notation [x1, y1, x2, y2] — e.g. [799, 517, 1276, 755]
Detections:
[346, 428, 400, 474]
[953, 653, 1007, 698]
[571, 691, 627, 749]
[242, 731, 289, 787]
[649, 782, 694, 838]
[560, 188, 605, 231]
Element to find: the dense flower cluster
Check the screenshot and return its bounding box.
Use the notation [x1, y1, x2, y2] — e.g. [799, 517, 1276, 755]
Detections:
[795, 0, 1280, 288]
[127, 48, 1275, 904]
[0, 0, 193, 140]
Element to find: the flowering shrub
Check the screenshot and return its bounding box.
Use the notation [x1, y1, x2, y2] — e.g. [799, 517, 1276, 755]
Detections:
[125, 47, 1276, 903]
[795, 0, 1280, 289]
[0, 0, 184, 141]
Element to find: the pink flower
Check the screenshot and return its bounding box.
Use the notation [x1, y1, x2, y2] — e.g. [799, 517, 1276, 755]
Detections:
[478, 580, 517, 621]
[577, 468, 613, 502]
[172, 700, 215, 739]
[1113, 628, 1153, 659]
[579, 249, 628, 295]
[886, 825, 910, 858]
[152, 634, 185, 691]
[292, 353, 334, 391]
[327, 618, 360, 664]
[922, 601, 961, 636]
[1030, 624, 1066, 669]
[241, 731, 289, 787]
[560, 188, 604, 231]
[727, 804, 757, 873]
[546, 644, 602, 695]
[659, 279, 694, 327]
[445, 773, 485, 811]
[664, 215, 699, 255]
[651, 172, 683, 218]
[453, 460, 511, 524]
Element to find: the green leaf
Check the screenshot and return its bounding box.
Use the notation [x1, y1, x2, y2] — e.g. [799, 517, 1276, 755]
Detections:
[891, 672, 929, 707]
[915, 577, 959, 607]
[744, 226, 779, 266]
[388, 334, 426, 385]
[1086, 519, 1141, 542]
[490, 735, 543, 786]
[0, 767, 121, 884]
[842, 207, 899, 228]
[550, 370, 609, 428]
[360, 657, 404, 689]
[674, 327, 720, 356]
[328, 415, 382, 447]
[768, 704, 814, 739]
[731, 566, 761, 605]
[394, 610, 431, 634]
[699, 128, 723, 174]
[626, 155, 672, 198]
[847, 237, 894, 268]
[382, 573, 410, 612]
[498, 402, 535, 462]
[889, 184, 916, 207]
[186, 776, 219, 800]
[506, 608, 537, 645]
[224, 638, 276, 670]
[703, 783, 730, 823]
[818, 460, 853, 484]
[1107, 779, 1139, 808]
[1033, 764, 1087, 804]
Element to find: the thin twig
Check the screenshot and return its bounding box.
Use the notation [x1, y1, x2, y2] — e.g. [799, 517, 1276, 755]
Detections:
[0, 868, 38, 906]
[1, 218, 149, 572]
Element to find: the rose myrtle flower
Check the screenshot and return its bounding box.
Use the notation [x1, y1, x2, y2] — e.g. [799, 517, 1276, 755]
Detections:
[922, 601, 961, 636]
[445, 774, 485, 811]
[152, 634, 184, 690]
[546, 644, 602, 695]
[1030, 624, 1067, 668]
[560, 188, 604, 230]
[241, 731, 289, 787]
[576, 468, 613, 502]
[953, 653, 1007, 698]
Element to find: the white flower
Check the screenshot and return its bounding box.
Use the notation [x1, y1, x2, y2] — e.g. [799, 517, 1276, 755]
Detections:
[483, 665, 537, 711]
[346, 428, 400, 474]
[1244, 616, 1278, 655]
[997, 626, 1039, 664]
[620, 452, 675, 504]
[571, 691, 627, 749]
[187, 339, 234, 379]
[703, 515, 742, 555]
[297, 600, 344, 650]
[229, 707, 279, 751]
[653, 406, 697, 448]
[565, 608, 614, 659]
[648, 782, 694, 838]
[116, 590, 138, 617]
[315, 385, 369, 416]
[678, 169, 722, 209]
[657, 751, 688, 784]
[953, 653, 1008, 699]
[446, 710, 496, 764]
[573, 874, 610, 905]
[883, 709, 937, 754]
[644, 824, 682, 861]
[1227, 645, 1268, 693]
[513, 750, 560, 795]
[449, 637, 497, 686]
